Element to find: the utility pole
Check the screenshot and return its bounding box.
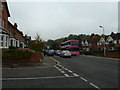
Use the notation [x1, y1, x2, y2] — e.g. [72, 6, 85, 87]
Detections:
[99, 26, 106, 56]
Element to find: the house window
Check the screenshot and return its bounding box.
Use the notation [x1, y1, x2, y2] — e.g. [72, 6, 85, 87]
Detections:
[0, 42, 3, 46]
[97, 42, 99, 45]
[14, 40, 16, 47]
[10, 39, 13, 47]
[0, 35, 4, 47]
[0, 17, 1, 28]
[6, 36, 8, 46]
[106, 42, 109, 44]
[114, 40, 117, 44]
[1, 35, 4, 41]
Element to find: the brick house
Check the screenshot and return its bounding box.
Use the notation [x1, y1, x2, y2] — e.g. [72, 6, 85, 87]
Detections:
[81, 34, 101, 51]
[97, 35, 109, 51]
[0, 1, 31, 49]
[81, 38, 91, 51]
[8, 21, 26, 48]
[0, 1, 10, 48]
[105, 32, 120, 51]
[97, 32, 120, 51]
[81, 32, 120, 53]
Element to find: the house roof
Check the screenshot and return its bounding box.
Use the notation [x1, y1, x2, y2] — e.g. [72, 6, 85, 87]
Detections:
[90, 35, 101, 43]
[110, 32, 120, 40]
[8, 21, 23, 36]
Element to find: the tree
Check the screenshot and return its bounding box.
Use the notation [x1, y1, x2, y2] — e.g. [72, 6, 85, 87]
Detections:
[29, 34, 45, 51]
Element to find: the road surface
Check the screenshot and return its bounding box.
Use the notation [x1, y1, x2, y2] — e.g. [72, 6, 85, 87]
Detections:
[2, 55, 119, 88]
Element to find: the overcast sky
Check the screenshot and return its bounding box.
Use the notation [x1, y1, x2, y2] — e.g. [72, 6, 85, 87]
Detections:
[7, 0, 118, 41]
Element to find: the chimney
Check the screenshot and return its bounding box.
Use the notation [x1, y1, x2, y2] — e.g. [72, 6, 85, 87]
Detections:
[111, 32, 115, 35]
[14, 23, 17, 28]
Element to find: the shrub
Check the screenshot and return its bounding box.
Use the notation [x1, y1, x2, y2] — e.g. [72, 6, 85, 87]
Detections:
[2, 49, 34, 59]
[80, 50, 92, 55]
[92, 51, 104, 56]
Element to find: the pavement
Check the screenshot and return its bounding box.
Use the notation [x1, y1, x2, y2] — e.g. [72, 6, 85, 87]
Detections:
[80, 55, 119, 61]
[1, 56, 57, 69]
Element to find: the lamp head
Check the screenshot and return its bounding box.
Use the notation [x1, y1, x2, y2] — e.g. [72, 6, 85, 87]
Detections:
[99, 26, 103, 28]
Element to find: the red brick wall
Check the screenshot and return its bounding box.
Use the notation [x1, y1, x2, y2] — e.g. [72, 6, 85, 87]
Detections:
[8, 22, 25, 42]
[90, 42, 99, 51]
[2, 2, 10, 32]
[106, 51, 120, 58]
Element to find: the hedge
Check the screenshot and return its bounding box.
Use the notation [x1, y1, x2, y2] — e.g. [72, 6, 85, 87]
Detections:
[2, 49, 35, 59]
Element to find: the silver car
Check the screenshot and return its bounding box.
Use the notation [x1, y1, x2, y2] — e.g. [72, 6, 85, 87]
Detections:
[60, 50, 71, 58]
[56, 50, 61, 56]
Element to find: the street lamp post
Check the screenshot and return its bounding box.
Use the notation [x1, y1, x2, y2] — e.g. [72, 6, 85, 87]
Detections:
[99, 26, 106, 56]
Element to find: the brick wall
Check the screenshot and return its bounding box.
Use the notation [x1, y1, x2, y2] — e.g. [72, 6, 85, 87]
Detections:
[8, 21, 25, 42]
[2, 2, 10, 31]
[106, 51, 120, 58]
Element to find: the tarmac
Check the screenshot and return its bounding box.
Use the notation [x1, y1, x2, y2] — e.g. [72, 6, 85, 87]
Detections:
[1, 55, 119, 69]
[1, 56, 57, 69]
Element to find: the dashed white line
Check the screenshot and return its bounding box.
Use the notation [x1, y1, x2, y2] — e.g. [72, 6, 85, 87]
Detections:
[58, 68, 61, 71]
[54, 66, 59, 69]
[64, 74, 70, 77]
[68, 70, 73, 73]
[54, 66, 57, 68]
[61, 66, 65, 69]
[60, 71, 65, 73]
[80, 77, 87, 82]
[73, 73, 79, 77]
[54, 62, 100, 89]
[64, 68, 69, 71]
[90, 83, 100, 89]
[58, 64, 62, 67]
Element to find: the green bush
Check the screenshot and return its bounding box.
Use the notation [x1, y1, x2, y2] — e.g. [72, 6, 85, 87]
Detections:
[80, 50, 92, 55]
[80, 50, 104, 56]
[2, 49, 34, 59]
[92, 51, 104, 56]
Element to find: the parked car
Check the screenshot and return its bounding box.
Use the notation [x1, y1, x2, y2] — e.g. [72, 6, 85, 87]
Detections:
[55, 50, 61, 56]
[47, 50, 55, 56]
[60, 50, 71, 58]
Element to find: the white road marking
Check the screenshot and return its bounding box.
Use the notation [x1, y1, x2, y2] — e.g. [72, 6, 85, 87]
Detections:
[57, 64, 65, 69]
[2, 76, 77, 81]
[58, 64, 62, 67]
[49, 57, 60, 64]
[90, 83, 100, 89]
[80, 77, 87, 82]
[60, 71, 65, 73]
[64, 68, 68, 71]
[68, 70, 73, 73]
[54, 65, 56, 68]
[73, 73, 79, 77]
[64, 74, 69, 77]
[61, 66, 65, 69]
[55, 66, 59, 69]
[58, 68, 61, 71]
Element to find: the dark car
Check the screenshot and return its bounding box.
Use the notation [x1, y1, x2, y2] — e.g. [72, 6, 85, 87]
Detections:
[47, 50, 55, 56]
